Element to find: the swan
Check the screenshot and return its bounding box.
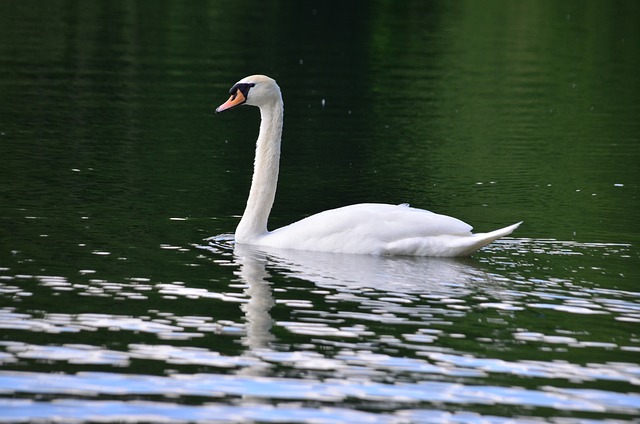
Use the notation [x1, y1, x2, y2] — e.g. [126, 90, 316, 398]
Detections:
[216, 74, 521, 256]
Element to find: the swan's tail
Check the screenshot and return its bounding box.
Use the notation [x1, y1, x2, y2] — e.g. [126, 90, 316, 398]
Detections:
[456, 221, 522, 256]
[384, 221, 522, 257]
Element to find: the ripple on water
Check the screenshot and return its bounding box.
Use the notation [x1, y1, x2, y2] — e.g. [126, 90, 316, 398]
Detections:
[0, 371, 639, 415]
[0, 399, 396, 424]
[0, 237, 638, 422]
[0, 308, 245, 340]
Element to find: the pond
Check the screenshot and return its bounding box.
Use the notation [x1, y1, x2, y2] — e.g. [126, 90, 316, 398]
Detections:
[0, 1, 639, 422]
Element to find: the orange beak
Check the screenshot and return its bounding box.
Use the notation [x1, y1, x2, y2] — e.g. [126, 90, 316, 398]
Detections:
[215, 90, 247, 113]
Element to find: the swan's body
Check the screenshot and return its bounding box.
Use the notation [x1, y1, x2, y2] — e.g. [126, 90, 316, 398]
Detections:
[216, 75, 520, 257]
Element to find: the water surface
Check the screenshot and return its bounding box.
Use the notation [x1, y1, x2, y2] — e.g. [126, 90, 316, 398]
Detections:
[1, 1, 639, 422]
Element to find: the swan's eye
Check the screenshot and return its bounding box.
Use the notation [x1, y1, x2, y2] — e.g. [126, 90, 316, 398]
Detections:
[216, 82, 258, 113]
[229, 83, 256, 100]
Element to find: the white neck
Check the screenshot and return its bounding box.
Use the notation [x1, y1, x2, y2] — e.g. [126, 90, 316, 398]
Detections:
[235, 95, 284, 243]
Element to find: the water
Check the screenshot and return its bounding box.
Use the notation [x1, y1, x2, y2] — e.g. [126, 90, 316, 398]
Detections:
[1, 1, 639, 422]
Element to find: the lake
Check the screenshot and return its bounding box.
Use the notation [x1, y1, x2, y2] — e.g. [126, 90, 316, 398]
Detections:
[1, 0, 639, 422]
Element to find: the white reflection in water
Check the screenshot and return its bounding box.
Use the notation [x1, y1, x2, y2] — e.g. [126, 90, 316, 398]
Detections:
[229, 243, 506, 381]
[234, 243, 489, 294]
[232, 246, 277, 379]
[234, 248, 276, 350]
[231, 243, 489, 347]
[232, 243, 501, 332]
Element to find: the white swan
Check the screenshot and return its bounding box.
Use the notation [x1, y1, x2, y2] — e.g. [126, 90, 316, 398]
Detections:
[216, 75, 521, 256]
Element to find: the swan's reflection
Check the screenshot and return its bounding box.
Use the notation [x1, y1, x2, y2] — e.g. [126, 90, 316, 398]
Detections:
[232, 243, 496, 358]
[234, 246, 275, 351]
[234, 244, 489, 295]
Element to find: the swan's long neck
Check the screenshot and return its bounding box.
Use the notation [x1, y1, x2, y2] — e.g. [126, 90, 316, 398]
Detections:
[235, 95, 284, 243]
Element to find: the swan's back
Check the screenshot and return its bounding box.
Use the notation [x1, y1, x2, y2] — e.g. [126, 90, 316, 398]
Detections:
[251, 203, 517, 256]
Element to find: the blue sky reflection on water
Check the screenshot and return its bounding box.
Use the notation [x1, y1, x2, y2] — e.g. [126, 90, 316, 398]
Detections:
[0, 371, 639, 414]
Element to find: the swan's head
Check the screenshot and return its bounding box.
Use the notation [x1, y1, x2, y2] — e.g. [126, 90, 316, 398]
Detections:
[215, 75, 281, 113]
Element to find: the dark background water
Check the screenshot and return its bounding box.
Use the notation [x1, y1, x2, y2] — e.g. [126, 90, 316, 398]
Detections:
[1, 1, 639, 422]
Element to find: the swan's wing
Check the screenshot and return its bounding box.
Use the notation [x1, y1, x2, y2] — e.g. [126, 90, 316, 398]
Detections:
[259, 203, 474, 254]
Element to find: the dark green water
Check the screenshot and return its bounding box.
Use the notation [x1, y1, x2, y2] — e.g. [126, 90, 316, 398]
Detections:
[1, 1, 639, 422]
